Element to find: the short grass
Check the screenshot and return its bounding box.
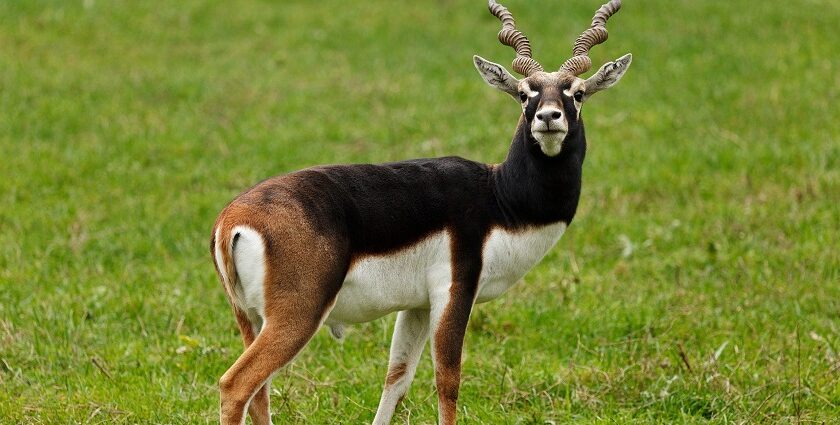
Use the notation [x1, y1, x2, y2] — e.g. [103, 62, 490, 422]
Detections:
[1, 0, 839, 423]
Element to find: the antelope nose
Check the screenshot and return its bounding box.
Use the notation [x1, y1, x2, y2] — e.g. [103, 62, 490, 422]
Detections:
[536, 108, 562, 122]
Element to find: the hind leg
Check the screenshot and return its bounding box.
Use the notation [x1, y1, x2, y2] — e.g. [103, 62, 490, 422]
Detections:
[231, 309, 273, 425]
[220, 259, 347, 424]
[219, 304, 329, 425]
[247, 384, 271, 425]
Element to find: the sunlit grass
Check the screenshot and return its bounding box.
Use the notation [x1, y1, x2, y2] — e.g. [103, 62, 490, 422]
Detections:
[1, 0, 838, 423]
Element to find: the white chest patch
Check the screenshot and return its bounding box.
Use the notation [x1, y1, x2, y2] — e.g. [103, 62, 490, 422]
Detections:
[476, 222, 567, 303]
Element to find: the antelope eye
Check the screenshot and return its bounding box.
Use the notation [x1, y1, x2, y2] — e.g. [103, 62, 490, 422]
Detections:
[574, 91, 584, 102]
[519, 92, 528, 102]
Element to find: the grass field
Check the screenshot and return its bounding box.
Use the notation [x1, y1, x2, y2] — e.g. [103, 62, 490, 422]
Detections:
[1, 0, 839, 423]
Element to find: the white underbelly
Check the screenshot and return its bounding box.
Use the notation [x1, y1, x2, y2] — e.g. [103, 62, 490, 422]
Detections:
[326, 232, 452, 324]
[325, 222, 567, 325]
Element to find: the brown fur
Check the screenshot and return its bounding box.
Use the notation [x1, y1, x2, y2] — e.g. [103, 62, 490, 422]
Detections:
[522, 71, 578, 89]
[233, 309, 271, 425]
[430, 237, 485, 424]
[213, 199, 351, 425]
[385, 363, 408, 387]
[432, 296, 473, 424]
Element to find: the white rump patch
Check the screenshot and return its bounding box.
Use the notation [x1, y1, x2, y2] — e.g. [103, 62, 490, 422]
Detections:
[230, 226, 267, 320]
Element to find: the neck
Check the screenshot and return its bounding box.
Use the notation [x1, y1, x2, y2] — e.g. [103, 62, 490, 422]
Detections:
[492, 116, 586, 227]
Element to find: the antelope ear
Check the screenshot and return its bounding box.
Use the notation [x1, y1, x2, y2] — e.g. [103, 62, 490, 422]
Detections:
[473, 55, 519, 98]
[583, 53, 632, 100]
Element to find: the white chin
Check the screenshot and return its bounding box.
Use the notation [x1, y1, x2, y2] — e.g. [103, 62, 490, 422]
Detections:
[533, 132, 566, 156]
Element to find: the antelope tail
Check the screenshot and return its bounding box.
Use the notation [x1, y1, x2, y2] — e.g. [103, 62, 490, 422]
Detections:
[212, 223, 243, 312]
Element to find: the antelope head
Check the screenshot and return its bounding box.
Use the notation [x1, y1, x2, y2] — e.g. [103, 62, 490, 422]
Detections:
[474, 0, 632, 157]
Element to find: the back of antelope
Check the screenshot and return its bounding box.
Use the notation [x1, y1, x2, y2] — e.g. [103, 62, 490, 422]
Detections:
[210, 1, 632, 423]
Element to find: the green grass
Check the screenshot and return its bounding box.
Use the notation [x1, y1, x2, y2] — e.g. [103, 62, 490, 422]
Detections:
[1, 0, 839, 423]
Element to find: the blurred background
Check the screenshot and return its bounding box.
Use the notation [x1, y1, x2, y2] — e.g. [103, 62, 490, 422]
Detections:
[1, 0, 838, 423]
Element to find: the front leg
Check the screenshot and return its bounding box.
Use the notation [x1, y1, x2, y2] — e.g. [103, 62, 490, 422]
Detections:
[429, 257, 481, 424]
[372, 309, 430, 425]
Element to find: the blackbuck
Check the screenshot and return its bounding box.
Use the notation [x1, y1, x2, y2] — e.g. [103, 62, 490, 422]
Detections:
[210, 0, 632, 423]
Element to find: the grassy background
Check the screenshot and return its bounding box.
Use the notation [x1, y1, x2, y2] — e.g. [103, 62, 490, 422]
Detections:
[1, 0, 839, 423]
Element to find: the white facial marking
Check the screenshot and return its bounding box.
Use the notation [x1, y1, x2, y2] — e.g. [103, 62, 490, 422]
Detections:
[521, 74, 585, 157]
[531, 102, 568, 157]
[563, 79, 586, 99]
[519, 82, 539, 113]
[536, 137, 564, 156]
[564, 78, 587, 119]
[520, 81, 538, 98]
